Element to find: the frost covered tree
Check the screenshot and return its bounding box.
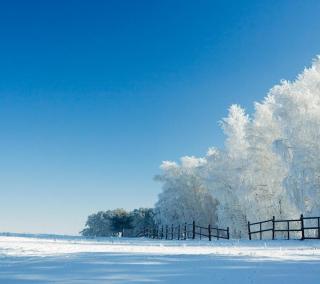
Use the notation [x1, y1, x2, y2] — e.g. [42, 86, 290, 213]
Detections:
[155, 56, 320, 238]
[154, 157, 217, 227]
[240, 100, 294, 222]
[269, 59, 320, 216]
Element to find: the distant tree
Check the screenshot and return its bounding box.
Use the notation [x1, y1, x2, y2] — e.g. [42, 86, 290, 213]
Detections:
[130, 208, 155, 236]
[80, 211, 113, 237]
[110, 209, 133, 237]
[81, 208, 155, 237]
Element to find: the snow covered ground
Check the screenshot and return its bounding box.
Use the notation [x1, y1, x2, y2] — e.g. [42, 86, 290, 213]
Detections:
[0, 234, 320, 283]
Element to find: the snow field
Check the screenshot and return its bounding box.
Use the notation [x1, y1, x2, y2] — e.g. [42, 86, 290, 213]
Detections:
[0, 235, 320, 283]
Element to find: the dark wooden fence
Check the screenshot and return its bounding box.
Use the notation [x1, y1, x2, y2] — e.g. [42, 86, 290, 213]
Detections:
[248, 214, 320, 240]
[138, 221, 229, 241]
[137, 215, 320, 241]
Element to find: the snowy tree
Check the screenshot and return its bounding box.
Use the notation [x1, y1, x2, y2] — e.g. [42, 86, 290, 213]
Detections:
[269, 58, 320, 216]
[154, 157, 217, 227]
[155, 56, 320, 238]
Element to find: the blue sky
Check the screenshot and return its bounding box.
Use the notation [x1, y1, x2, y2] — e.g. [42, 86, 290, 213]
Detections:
[1, 0, 320, 235]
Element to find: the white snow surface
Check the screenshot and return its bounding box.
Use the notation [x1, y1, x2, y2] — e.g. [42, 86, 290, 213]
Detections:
[0, 234, 320, 283]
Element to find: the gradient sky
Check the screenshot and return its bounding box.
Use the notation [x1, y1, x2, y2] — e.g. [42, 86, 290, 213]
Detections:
[1, 0, 320, 235]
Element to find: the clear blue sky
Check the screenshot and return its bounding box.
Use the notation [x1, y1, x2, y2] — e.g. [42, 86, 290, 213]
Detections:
[0, 0, 319, 235]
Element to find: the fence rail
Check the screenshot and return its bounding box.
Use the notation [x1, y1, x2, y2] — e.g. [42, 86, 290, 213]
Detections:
[138, 221, 229, 241]
[137, 214, 320, 241]
[248, 214, 320, 240]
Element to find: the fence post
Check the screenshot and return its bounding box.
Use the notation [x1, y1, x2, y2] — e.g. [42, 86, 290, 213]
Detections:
[287, 221, 290, 240]
[227, 227, 230, 239]
[272, 216, 275, 240]
[192, 221, 195, 239]
[259, 222, 262, 240]
[208, 224, 211, 241]
[248, 221, 251, 240]
[318, 217, 320, 239]
[184, 222, 187, 240]
[178, 224, 181, 240]
[171, 224, 174, 240]
[165, 225, 168, 240]
[300, 214, 305, 240]
[217, 228, 219, 240]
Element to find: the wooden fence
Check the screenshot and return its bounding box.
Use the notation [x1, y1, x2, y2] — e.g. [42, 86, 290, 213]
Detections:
[137, 215, 320, 241]
[138, 221, 229, 241]
[248, 214, 320, 240]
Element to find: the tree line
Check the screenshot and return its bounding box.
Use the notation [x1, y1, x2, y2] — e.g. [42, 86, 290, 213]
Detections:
[81, 208, 155, 237]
